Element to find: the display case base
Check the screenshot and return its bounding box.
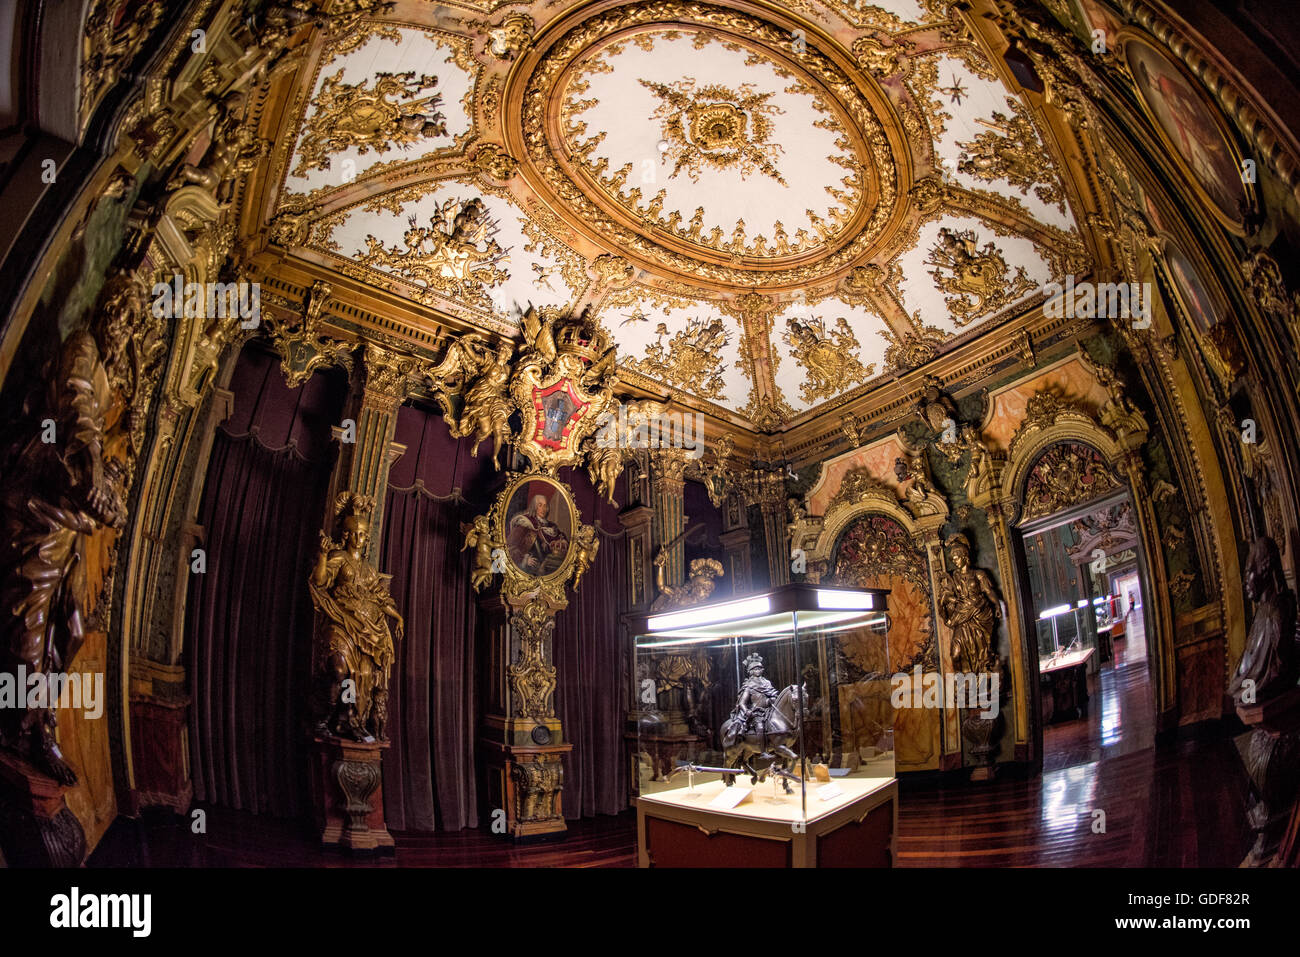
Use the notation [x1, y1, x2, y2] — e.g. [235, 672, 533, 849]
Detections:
[636, 777, 896, 867]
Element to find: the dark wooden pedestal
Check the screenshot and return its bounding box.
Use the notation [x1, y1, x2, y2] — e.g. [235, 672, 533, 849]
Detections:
[482, 738, 572, 839]
[0, 750, 86, 866]
[309, 735, 393, 853]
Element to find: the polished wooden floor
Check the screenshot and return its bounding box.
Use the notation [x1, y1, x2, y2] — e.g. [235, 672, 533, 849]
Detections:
[896, 620, 1251, 866]
[91, 621, 1250, 867]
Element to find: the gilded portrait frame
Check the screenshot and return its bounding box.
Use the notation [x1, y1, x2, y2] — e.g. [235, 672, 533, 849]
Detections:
[489, 472, 582, 597]
[1156, 234, 1244, 384]
[1120, 30, 1256, 236]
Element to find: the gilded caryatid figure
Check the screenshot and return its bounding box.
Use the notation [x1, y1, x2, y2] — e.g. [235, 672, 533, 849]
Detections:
[309, 494, 405, 742]
[939, 534, 1002, 673]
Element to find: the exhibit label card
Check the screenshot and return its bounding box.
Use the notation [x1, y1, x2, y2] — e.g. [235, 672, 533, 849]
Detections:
[817, 783, 844, 801]
[709, 786, 753, 809]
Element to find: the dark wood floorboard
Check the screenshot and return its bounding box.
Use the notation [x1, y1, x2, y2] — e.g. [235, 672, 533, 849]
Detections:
[895, 621, 1252, 867]
[90, 620, 1250, 866]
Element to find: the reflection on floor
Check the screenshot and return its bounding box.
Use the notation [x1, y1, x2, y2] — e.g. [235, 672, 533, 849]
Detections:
[89, 805, 639, 867]
[92, 621, 1248, 867]
[895, 637, 1250, 867]
[1121, 604, 1147, 663]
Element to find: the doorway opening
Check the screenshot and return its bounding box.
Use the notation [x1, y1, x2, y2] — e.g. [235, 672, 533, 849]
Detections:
[1020, 489, 1156, 768]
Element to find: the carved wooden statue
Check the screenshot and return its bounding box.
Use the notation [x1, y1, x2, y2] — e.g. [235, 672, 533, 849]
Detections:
[0, 275, 150, 784]
[309, 493, 405, 741]
[0, 306, 133, 785]
[1229, 536, 1297, 704]
[939, 533, 1002, 672]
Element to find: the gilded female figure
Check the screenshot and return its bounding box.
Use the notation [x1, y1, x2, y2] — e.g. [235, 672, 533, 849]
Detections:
[309, 495, 404, 741]
[939, 534, 1002, 672]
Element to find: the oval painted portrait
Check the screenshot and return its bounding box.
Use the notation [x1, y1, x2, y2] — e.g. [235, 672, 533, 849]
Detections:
[504, 478, 573, 577]
[1124, 35, 1250, 232]
[1163, 241, 1223, 334]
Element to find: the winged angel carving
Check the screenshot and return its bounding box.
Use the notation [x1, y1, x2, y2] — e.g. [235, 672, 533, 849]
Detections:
[360, 198, 509, 307]
[427, 334, 515, 469]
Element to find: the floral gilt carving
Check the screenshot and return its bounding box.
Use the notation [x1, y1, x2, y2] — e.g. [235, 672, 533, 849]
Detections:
[292, 70, 446, 176]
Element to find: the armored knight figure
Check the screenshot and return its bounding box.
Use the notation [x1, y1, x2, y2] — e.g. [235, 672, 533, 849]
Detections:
[731, 654, 778, 748]
[651, 551, 724, 611]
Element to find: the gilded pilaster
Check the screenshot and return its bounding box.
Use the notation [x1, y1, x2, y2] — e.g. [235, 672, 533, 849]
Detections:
[327, 343, 425, 563]
[983, 502, 1029, 755]
[651, 447, 688, 587]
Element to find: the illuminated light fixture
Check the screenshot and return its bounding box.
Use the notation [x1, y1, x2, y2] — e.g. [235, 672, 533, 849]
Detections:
[646, 595, 772, 632]
[1038, 604, 1072, 619]
[1076, 599, 1089, 608]
[815, 589, 875, 610]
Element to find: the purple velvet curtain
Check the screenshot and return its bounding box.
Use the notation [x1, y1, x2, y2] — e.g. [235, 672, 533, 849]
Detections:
[379, 403, 495, 831]
[554, 467, 629, 819]
[684, 478, 730, 598]
[376, 406, 631, 828]
[186, 345, 346, 819]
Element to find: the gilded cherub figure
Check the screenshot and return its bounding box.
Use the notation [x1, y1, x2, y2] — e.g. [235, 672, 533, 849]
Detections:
[571, 524, 599, 585]
[461, 514, 497, 592]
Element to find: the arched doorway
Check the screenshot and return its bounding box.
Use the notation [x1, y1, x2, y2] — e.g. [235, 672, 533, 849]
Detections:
[1014, 441, 1156, 765]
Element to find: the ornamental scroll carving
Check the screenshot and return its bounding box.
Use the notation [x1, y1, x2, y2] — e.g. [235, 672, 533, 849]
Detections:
[829, 513, 928, 593]
[1020, 441, 1121, 523]
[507, 600, 557, 719]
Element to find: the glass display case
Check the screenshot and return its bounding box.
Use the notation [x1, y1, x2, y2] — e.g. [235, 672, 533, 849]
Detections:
[1035, 601, 1099, 724]
[629, 583, 897, 867]
[1035, 599, 1101, 672]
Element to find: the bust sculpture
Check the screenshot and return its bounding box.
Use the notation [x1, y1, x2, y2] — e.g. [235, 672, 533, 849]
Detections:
[1228, 536, 1297, 705]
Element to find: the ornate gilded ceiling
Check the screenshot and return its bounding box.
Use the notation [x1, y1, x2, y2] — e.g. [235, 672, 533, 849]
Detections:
[268, 0, 1090, 430]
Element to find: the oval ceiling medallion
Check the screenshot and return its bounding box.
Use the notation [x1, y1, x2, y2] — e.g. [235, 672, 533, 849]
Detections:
[507, 1, 903, 290]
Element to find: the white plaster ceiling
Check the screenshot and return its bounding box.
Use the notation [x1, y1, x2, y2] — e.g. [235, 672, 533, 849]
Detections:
[283, 28, 474, 198]
[272, 1, 1088, 429]
[323, 181, 582, 313]
[770, 298, 893, 414]
[895, 215, 1054, 336]
[600, 292, 753, 411]
[560, 28, 862, 258]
